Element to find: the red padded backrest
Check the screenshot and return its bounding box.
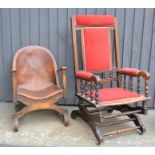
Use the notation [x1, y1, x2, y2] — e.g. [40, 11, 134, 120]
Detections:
[82, 28, 112, 72]
[75, 15, 116, 27]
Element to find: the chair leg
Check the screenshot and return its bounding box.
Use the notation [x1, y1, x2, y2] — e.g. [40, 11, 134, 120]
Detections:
[13, 118, 19, 132]
[49, 103, 69, 126]
[13, 102, 69, 131]
[60, 109, 69, 126]
[71, 110, 103, 145]
[13, 106, 30, 132]
[15, 102, 25, 112]
[127, 114, 146, 134]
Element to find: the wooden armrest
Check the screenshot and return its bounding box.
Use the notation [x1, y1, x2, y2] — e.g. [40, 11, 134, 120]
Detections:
[57, 66, 67, 98]
[76, 70, 100, 83]
[98, 78, 117, 84]
[12, 69, 16, 72]
[57, 66, 67, 72]
[138, 71, 150, 80]
[118, 68, 150, 80]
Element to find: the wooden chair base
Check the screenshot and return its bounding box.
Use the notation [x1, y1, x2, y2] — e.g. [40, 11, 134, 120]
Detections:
[71, 110, 103, 144]
[13, 102, 69, 132]
[71, 104, 146, 145]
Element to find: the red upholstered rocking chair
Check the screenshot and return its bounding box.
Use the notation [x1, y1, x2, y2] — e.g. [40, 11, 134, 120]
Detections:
[71, 15, 151, 144]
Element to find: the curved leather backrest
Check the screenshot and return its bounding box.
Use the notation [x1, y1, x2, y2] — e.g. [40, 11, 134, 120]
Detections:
[13, 46, 59, 87]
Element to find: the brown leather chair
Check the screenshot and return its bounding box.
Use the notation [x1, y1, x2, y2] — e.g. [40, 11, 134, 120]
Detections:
[12, 45, 69, 131]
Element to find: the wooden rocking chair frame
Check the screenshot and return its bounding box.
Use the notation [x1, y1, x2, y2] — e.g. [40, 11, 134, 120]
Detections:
[71, 15, 151, 144]
[12, 46, 69, 131]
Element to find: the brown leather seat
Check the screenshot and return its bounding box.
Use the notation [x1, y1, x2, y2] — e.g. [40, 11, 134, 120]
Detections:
[17, 82, 63, 101]
[12, 45, 69, 131]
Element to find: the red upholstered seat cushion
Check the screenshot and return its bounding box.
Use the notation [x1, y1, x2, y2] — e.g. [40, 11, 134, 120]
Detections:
[89, 88, 141, 103]
[119, 68, 141, 76]
[75, 15, 116, 26]
[82, 28, 112, 71]
[76, 70, 93, 80]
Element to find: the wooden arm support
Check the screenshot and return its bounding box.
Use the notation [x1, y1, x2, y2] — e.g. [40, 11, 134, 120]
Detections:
[76, 70, 101, 104]
[57, 67, 67, 98]
[12, 70, 17, 104]
[138, 71, 150, 80]
[76, 70, 118, 85]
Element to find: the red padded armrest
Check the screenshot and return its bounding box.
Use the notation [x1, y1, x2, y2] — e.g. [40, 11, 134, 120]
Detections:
[118, 68, 141, 76]
[118, 68, 150, 80]
[76, 70, 94, 81]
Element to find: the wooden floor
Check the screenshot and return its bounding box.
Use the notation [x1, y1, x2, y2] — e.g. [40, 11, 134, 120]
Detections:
[0, 102, 155, 146]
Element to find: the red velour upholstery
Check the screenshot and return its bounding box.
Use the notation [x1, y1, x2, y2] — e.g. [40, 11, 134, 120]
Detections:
[119, 68, 141, 76]
[75, 15, 116, 26]
[82, 28, 112, 72]
[76, 70, 94, 81]
[89, 88, 141, 103]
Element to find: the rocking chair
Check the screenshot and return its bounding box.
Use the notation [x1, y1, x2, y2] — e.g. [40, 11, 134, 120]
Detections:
[12, 45, 69, 131]
[71, 15, 151, 144]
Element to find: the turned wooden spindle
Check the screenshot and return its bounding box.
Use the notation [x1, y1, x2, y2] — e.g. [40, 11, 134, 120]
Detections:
[145, 79, 149, 97]
[95, 84, 100, 104]
[143, 79, 149, 115]
[124, 75, 126, 89]
[129, 76, 133, 91]
[110, 71, 112, 78]
[80, 80, 84, 95]
[98, 109, 104, 122]
[110, 71, 113, 87]
[85, 81, 88, 98]
[90, 81, 94, 101]
[137, 77, 140, 94]
[102, 72, 106, 79]
[118, 74, 122, 88]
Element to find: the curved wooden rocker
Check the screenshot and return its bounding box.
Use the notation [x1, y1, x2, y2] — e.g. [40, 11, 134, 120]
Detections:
[12, 46, 69, 131]
[71, 15, 151, 144]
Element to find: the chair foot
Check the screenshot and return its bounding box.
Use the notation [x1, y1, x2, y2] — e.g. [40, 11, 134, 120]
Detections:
[91, 123, 103, 145]
[127, 114, 146, 134]
[96, 138, 103, 145]
[13, 118, 19, 132]
[62, 110, 69, 126]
